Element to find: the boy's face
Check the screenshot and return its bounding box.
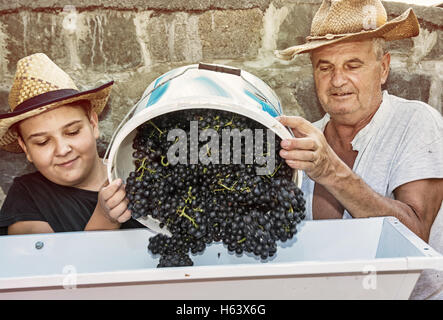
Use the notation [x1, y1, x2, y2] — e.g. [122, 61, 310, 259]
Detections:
[17, 104, 101, 188]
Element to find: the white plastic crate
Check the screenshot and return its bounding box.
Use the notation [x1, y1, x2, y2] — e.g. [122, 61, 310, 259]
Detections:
[0, 216, 442, 299]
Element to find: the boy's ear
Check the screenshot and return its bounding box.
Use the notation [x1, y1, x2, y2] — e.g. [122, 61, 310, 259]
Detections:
[89, 110, 100, 140]
[17, 136, 33, 163]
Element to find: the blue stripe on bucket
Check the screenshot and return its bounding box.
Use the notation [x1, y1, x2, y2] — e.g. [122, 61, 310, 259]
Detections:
[146, 77, 170, 107]
[194, 77, 231, 98]
[244, 90, 279, 117]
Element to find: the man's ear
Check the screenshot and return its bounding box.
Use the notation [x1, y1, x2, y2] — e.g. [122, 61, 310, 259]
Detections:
[17, 136, 33, 163]
[89, 110, 100, 140]
[380, 52, 391, 85]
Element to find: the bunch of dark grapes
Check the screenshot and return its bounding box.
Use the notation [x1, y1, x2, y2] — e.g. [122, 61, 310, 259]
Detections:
[125, 109, 306, 267]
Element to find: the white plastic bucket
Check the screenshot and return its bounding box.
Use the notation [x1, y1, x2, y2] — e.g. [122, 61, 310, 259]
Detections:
[105, 63, 302, 231]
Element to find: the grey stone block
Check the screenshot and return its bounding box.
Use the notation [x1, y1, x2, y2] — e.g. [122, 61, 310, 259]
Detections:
[0, 12, 67, 74]
[287, 76, 324, 122]
[249, 63, 324, 122]
[383, 71, 431, 104]
[0, 149, 34, 198]
[275, 2, 321, 51]
[427, 28, 442, 60]
[0, 87, 8, 112]
[78, 11, 142, 72]
[199, 9, 263, 60]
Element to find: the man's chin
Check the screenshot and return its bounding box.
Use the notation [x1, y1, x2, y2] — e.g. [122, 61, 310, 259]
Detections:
[322, 99, 357, 114]
[324, 105, 355, 116]
[329, 109, 353, 116]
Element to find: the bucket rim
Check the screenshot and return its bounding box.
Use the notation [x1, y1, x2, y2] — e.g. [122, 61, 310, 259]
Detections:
[106, 98, 303, 189]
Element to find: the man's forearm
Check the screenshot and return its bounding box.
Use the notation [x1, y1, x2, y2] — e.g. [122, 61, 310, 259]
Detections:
[323, 165, 428, 241]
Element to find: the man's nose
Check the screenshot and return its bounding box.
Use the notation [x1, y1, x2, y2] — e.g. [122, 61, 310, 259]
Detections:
[330, 68, 348, 88]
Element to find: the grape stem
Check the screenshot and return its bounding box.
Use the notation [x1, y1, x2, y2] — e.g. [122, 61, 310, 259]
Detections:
[149, 121, 165, 137]
[136, 157, 148, 181]
[268, 161, 283, 178]
[216, 179, 238, 192]
[223, 115, 235, 127]
[183, 186, 196, 204]
[160, 155, 169, 167]
[136, 157, 156, 181]
[178, 205, 198, 228]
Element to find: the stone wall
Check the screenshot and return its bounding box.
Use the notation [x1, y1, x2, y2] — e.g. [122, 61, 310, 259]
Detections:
[0, 0, 442, 198]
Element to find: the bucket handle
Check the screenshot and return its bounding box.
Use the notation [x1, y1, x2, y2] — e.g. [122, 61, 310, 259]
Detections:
[198, 63, 241, 76]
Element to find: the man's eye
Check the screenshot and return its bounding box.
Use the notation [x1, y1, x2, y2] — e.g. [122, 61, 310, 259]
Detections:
[319, 66, 331, 72]
[348, 64, 361, 69]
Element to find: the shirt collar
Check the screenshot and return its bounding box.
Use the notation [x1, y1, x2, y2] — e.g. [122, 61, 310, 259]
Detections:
[351, 90, 391, 151]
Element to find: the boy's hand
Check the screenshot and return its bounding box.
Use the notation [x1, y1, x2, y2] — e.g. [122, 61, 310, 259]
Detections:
[97, 179, 131, 224]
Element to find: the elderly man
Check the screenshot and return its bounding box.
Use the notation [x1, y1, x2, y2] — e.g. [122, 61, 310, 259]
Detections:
[275, 0, 443, 243]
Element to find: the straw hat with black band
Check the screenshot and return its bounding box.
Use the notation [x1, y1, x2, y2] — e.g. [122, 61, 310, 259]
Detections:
[0, 53, 113, 153]
[275, 0, 420, 60]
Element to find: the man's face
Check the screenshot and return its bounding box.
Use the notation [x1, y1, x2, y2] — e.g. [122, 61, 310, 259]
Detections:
[17, 104, 100, 188]
[311, 39, 390, 125]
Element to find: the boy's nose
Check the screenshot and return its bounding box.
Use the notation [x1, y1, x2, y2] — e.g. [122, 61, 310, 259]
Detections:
[55, 139, 72, 156]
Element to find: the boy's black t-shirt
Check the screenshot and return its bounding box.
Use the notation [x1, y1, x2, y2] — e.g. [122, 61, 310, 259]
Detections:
[0, 171, 146, 235]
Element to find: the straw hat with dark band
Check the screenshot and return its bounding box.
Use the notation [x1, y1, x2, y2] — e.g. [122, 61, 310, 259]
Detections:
[0, 53, 113, 153]
[275, 0, 420, 60]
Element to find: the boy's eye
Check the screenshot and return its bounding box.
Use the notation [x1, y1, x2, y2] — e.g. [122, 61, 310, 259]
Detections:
[66, 129, 80, 136]
[34, 140, 48, 146]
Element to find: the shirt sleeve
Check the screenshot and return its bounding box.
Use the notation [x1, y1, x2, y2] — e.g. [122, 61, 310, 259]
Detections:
[388, 109, 443, 194]
[0, 179, 47, 229]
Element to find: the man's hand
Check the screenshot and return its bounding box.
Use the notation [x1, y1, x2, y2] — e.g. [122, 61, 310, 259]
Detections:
[277, 116, 346, 186]
[97, 179, 131, 224]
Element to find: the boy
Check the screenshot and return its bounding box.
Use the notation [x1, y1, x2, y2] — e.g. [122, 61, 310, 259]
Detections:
[0, 53, 143, 234]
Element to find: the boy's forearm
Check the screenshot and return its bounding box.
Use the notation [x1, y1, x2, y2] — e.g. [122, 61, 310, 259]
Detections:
[84, 207, 121, 231]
